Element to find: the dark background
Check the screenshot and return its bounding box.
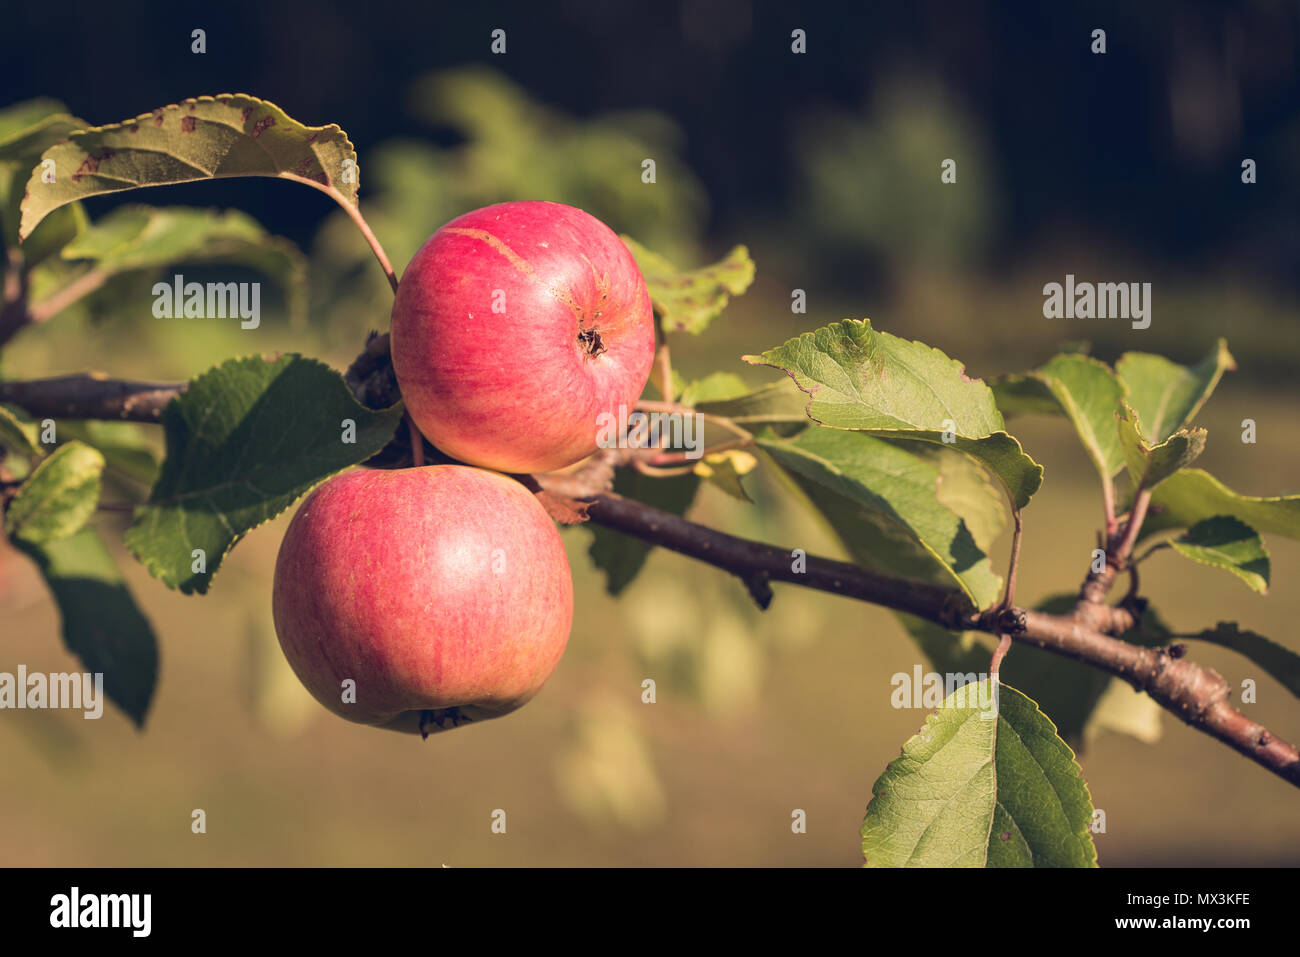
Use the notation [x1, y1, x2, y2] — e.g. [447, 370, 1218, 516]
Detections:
[5, 0, 1297, 286]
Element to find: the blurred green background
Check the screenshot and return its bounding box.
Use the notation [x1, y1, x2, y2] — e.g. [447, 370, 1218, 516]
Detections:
[2, 1, 1299, 866]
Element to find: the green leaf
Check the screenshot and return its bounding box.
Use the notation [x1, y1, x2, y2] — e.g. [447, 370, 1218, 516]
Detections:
[20, 94, 359, 240]
[19, 201, 88, 268]
[15, 526, 158, 726]
[886, 440, 1006, 553]
[992, 354, 1126, 480]
[862, 681, 1097, 867]
[29, 204, 307, 325]
[0, 402, 42, 457]
[1117, 402, 1205, 490]
[1168, 516, 1270, 594]
[759, 428, 1002, 609]
[0, 99, 84, 148]
[1142, 469, 1300, 541]
[746, 319, 1043, 509]
[3, 441, 104, 544]
[59, 421, 160, 488]
[1182, 623, 1300, 697]
[589, 469, 699, 594]
[123, 355, 403, 594]
[1085, 681, 1163, 746]
[0, 99, 87, 246]
[678, 372, 749, 406]
[621, 236, 754, 335]
[1115, 339, 1235, 445]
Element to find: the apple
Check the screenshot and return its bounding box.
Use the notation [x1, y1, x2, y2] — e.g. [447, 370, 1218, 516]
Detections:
[390, 200, 656, 473]
[271, 465, 574, 735]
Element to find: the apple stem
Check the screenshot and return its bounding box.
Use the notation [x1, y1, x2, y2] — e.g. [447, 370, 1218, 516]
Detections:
[654, 345, 674, 401]
[406, 413, 425, 468]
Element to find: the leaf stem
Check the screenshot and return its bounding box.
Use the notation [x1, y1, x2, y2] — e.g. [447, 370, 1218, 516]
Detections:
[631, 458, 695, 478]
[282, 174, 399, 294]
[649, 438, 751, 466]
[654, 345, 674, 401]
[1112, 486, 1152, 566]
[1000, 508, 1023, 612]
[634, 400, 755, 444]
[28, 267, 111, 323]
[1102, 475, 1118, 538]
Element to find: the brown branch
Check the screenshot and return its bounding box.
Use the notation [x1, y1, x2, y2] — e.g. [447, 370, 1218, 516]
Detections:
[0, 247, 31, 348]
[1112, 486, 1153, 567]
[0, 374, 185, 422]
[554, 483, 974, 625]
[0, 362, 436, 431]
[536, 483, 1300, 790]
[5, 362, 1298, 790]
[27, 267, 112, 324]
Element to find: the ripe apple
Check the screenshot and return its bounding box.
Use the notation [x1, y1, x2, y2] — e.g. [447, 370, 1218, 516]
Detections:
[390, 200, 656, 473]
[271, 465, 574, 735]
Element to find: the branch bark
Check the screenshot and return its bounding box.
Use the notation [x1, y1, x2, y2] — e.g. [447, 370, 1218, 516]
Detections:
[0, 374, 185, 422]
[3, 364, 1298, 790]
[540, 483, 1300, 789]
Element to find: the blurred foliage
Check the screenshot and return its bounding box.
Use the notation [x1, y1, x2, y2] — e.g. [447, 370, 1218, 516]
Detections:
[310, 67, 709, 347]
[553, 694, 666, 832]
[795, 76, 999, 271]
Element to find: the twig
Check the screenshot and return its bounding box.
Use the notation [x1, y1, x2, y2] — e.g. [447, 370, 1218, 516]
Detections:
[654, 345, 673, 401]
[0, 374, 184, 422]
[27, 267, 111, 323]
[0, 247, 31, 348]
[631, 458, 695, 478]
[649, 438, 751, 466]
[551, 486, 1300, 789]
[988, 508, 1024, 677]
[989, 634, 1013, 678]
[1102, 476, 1118, 539]
[1112, 486, 1153, 566]
[999, 509, 1024, 612]
[635, 399, 755, 444]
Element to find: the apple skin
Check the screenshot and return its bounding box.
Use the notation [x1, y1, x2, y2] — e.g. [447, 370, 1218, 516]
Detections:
[390, 201, 656, 473]
[271, 465, 573, 735]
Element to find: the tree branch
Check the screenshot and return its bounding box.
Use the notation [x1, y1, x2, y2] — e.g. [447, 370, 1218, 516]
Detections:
[27, 267, 112, 324]
[0, 374, 185, 422]
[532, 474, 1300, 790]
[4, 362, 1298, 790]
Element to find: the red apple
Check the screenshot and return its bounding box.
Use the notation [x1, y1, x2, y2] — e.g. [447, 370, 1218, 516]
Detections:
[390, 201, 656, 473]
[271, 465, 573, 735]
